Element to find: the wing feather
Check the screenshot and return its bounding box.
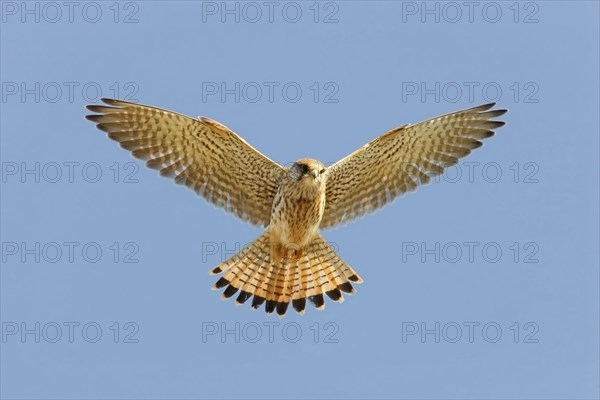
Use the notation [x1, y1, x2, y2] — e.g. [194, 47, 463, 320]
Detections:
[321, 103, 507, 229]
[86, 98, 285, 227]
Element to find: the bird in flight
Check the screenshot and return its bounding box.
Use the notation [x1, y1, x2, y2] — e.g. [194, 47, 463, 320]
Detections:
[86, 99, 507, 316]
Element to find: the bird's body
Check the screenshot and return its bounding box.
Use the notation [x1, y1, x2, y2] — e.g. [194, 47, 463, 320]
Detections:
[86, 99, 507, 316]
[269, 159, 326, 263]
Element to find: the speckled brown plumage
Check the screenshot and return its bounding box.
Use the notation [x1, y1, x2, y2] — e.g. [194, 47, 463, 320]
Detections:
[86, 99, 507, 316]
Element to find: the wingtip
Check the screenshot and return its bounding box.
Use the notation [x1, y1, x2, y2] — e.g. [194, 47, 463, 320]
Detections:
[85, 114, 104, 123]
[100, 97, 119, 105]
[475, 102, 510, 115]
[473, 102, 496, 111]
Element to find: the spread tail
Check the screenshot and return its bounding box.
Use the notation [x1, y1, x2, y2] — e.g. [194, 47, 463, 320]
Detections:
[209, 232, 363, 316]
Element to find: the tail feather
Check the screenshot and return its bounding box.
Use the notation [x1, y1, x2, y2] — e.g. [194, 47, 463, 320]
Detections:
[291, 262, 307, 314]
[210, 231, 362, 316]
[289, 262, 302, 300]
[305, 255, 320, 299]
[236, 253, 266, 306]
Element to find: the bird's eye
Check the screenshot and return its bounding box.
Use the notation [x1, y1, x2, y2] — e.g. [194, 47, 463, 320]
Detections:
[320, 168, 325, 175]
[296, 163, 309, 175]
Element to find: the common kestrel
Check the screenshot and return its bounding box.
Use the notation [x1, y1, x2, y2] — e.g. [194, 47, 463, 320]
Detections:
[86, 99, 507, 316]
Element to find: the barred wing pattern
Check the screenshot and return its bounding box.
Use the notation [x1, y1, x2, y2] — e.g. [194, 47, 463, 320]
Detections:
[86, 98, 285, 227]
[321, 103, 507, 229]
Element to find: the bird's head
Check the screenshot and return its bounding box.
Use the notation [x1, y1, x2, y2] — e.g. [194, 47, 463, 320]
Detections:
[290, 158, 326, 183]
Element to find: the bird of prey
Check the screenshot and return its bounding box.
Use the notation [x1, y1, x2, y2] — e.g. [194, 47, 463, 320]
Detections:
[86, 99, 507, 316]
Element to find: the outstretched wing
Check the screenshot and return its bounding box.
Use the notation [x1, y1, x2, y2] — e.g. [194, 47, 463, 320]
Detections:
[321, 103, 507, 229]
[86, 98, 285, 227]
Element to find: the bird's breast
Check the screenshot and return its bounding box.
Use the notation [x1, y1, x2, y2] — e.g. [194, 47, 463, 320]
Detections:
[269, 182, 325, 247]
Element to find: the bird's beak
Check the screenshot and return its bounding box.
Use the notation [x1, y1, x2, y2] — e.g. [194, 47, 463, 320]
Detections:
[309, 169, 318, 179]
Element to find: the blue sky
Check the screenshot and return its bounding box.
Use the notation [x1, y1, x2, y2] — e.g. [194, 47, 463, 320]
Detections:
[1, 1, 598, 399]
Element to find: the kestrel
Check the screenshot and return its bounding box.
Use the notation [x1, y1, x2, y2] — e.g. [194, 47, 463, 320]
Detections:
[86, 99, 507, 316]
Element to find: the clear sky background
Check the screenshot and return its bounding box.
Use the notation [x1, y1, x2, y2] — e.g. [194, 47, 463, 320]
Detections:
[1, 1, 598, 399]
